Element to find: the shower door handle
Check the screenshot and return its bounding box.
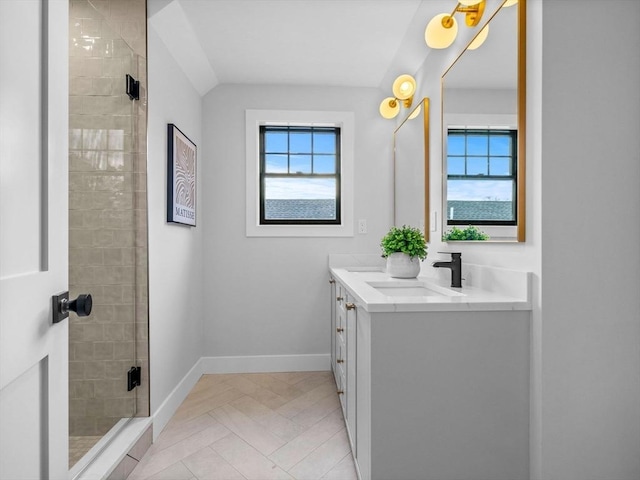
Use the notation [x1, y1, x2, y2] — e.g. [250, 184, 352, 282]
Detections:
[52, 291, 93, 323]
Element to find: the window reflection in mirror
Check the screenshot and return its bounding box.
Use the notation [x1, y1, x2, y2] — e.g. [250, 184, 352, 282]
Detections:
[441, 0, 525, 242]
[446, 128, 517, 225]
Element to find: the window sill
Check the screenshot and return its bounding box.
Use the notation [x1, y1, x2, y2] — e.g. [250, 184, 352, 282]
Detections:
[247, 223, 353, 238]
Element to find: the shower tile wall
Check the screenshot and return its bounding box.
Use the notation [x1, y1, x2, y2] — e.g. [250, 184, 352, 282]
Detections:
[69, 0, 148, 439]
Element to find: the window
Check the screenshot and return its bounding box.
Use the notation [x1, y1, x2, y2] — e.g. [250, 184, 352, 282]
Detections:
[260, 126, 340, 225]
[446, 128, 517, 226]
[246, 110, 354, 237]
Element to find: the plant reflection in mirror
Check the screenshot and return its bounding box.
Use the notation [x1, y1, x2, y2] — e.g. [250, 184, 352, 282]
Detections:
[442, 225, 489, 241]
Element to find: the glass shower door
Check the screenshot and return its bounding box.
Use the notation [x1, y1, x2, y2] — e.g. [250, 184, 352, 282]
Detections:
[68, 0, 147, 471]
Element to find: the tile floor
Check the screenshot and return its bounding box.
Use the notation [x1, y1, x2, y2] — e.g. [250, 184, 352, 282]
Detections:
[128, 371, 358, 480]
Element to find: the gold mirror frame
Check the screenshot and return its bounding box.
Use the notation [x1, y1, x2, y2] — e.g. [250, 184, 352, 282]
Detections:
[441, 0, 526, 242]
[393, 98, 430, 241]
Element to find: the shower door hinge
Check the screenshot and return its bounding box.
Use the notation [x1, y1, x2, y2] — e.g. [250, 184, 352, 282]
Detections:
[127, 366, 141, 391]
[126, 74, 140, 101]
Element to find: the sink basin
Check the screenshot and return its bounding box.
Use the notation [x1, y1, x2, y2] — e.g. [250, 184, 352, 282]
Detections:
[373, 286, 443, 297]
[344, 267, 384, 273]
[367, 280, 465, 297]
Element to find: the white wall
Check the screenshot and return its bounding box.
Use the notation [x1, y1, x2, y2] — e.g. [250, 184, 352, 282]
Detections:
[410, 0, 640, 478]
[445, 87, 517, 117]
[147, 26, 204, 417]
[200, 84, 392, 359]
[538, 1, 640, 478]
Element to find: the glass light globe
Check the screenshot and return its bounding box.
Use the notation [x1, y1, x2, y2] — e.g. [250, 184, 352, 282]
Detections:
[503, 0, 518, 6]
[392, 74, 416, 100]
[408, 104, 422, 120]
[379, 97, 399, 119]
[458, 0, 483, 5]
[425, 14, 458, 49]
[468, 24, 489, 50]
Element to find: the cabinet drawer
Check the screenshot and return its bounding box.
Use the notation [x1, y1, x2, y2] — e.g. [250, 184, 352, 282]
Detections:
[335, 366, 345, 392]
[336, 286, 346, 317]
[336, 336, 346, 366]
[336, 308, 346, 342]
[336, 304, 345, 330]
[337, 369, 346, 412]
[332, 362, 340, 387]
[336, 358, 345, 382]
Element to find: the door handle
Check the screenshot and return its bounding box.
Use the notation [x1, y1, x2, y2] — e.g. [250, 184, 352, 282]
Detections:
[52, 291, 93, 323]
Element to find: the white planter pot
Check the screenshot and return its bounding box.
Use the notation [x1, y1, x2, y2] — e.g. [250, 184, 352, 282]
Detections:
[386, 252, 420, 278]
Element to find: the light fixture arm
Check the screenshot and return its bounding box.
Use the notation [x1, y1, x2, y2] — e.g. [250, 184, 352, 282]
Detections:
[439, 4, 459, 29]
[440, 1, 485, 30]
[456, 1, 485, 27]
[427, 0, 487, 49]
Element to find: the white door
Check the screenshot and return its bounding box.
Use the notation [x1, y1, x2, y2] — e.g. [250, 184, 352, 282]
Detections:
[0, 1, 69, 478]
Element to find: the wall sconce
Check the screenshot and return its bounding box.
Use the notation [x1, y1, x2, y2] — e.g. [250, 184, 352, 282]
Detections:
[425, 0, 487, 50]
[379, 74, 417, 119]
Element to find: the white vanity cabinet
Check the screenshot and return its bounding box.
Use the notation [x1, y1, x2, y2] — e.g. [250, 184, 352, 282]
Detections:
[329, 277, 358, 453]
[328, 261, 532, 480]
[329, 278, 337, 382]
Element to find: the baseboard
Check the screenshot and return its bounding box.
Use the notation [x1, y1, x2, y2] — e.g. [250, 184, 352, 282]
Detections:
[200, 354, 331, 374]
[151, 358, 204, 441]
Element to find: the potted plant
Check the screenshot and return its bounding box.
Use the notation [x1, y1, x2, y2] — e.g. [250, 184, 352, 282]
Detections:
[380, 225, 427, 278]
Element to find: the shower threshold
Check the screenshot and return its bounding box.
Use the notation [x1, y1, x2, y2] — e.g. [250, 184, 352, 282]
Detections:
[70, 417, 152, 480]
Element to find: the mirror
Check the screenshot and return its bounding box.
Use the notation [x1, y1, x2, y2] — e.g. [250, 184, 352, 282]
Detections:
[393, 98, 430, 241]
[441, 0, 526, 242]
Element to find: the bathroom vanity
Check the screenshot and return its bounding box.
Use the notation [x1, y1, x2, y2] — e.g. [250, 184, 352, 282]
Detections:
[328, 254, 531, 480]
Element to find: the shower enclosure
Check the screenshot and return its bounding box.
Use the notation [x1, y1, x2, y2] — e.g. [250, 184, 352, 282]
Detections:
[68, 0, 148, 472]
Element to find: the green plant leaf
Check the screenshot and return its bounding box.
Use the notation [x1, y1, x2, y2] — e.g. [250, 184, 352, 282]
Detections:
[380, 225, 427, 260]
[442, 225, 489, 241]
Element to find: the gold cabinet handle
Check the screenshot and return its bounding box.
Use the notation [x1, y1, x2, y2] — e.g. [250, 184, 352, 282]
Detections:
[346, 302, 356, 310]
[337, 359, 344, 364]
[329, 279, 335, 284]
[337, 390, 344, 395]
[336, 327, 344, 333]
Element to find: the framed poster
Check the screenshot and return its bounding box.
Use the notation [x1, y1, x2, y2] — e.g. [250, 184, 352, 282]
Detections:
[167, 124, 197, 226]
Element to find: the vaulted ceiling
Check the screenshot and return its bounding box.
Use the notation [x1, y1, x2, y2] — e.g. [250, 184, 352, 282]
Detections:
[148, 0, 516, 96]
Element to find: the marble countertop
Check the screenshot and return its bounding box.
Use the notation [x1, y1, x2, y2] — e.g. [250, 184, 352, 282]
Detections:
[329, 254, 532, 313]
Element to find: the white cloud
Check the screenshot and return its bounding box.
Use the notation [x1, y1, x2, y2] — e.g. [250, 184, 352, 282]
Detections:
[265, 178, 335, 199]
[448, 180, 512, 201]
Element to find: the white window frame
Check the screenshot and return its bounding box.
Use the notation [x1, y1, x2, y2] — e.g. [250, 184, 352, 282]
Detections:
[246, 109, 354, 237]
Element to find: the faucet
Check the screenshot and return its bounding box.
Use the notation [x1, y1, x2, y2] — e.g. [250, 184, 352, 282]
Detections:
[432, 252, 462, 288]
